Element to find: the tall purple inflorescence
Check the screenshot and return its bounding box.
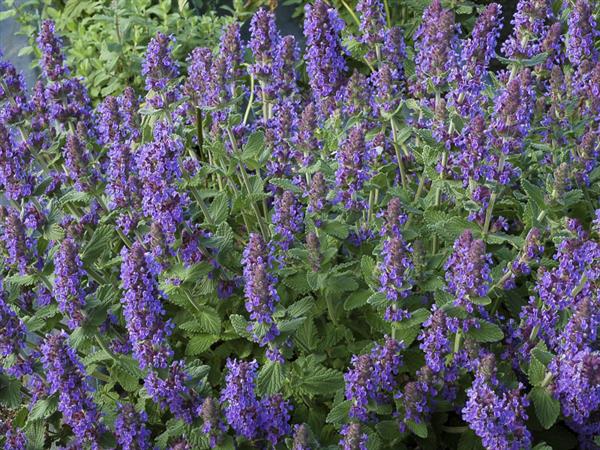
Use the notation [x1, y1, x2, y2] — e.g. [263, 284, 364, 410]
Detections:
[304, 0, 348, 112]
[114, 403, 151, 450]
[501, 0, 552, 59]
[566, 0, 599, 68]
[41, 331, 103, 448]
[136, 121, 186, 245]
[241, 233, 280, 344]
[344, 337, 403, 420]
[462, 355, 531, 450]
[53, 237, 87, 329]
[201, 396, 226, 448]
[445, 230, 492, 310]
[412, 0, 459, 95]
[120, 241, 173, 369]
[378, 199, 413, 321]
[272, 190, 304, 251]
[335, 124, 372, 209]
[220, 359, 291, 445]
[419, 307, 452, 374]
[0, 122, 33, 200]
[63, 131, 92, 191]
[340, 423, 368, 450]
[451, 4, 502, 117]
[249, 8, 281, 99]
[142, 32, 179, 93]
[356, 0, 386, 63]
[144, 360, 200, 424]
[488, 69, 535, 157]
[36, 20, 67, 81]
[0, 283, 32, 377]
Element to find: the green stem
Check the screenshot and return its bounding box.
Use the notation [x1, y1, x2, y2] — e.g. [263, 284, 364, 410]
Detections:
[243, 74, 255, 125]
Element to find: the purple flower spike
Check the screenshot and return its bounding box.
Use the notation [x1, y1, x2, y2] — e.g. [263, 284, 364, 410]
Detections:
[41, 331, 103, 448]
[445, 230, 492, 310]
[340, 423, 368, 450]
[54, 237, 87, 329]
[412, 0, 459, 95]
[334, 124, 372, 210]
[136, 121, 187, 245]
[0, 123, 33, 201]
[114, 403, 151, 450]
[273, 190, 304, 251]
[501, 0, 553, 60]
[462, 355, 531, 450]
[142, 32, 179, 92]
[304, 0, 348, 112]
[242, 233, 280, 344]
[36, 20, 68, 81]
[567, 0, 599, 68]
[120, 241, 173, 370]
[144, 360, 200, 423]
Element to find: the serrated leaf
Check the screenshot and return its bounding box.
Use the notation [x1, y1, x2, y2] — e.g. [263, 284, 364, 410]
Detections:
[466, 320, 504, 343]
[28, 395, 58, 421]
[257, 360, 285, 396]
[406, 419, 427, 438]
[367, 291, 387, 307]
[283, 271, 312, 294]
[322, 221, 349, 239]
[230, 314, 252, 339]
[0, 375, 21, 407]
[82, 225, 114, 262]
[296, 365, 343, 395]
[531, 386, 560, 429]
[196, 306, 222, 334]
[186, 334, 219, 355]
[286, 297, 314, 318]
[344, 290, 371, 311]
[113, 365, 140, 392]
[528, 355, 546, 386]
[521, 179, 546, 211]
[458, 430, 484, 450]
[325, 400, 350, 424]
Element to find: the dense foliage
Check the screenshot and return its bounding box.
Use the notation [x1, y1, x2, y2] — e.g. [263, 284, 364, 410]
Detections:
[0, 0, 600, 449]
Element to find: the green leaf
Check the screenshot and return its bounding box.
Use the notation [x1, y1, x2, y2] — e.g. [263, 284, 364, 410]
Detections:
[521, 179, 546, 211]
[241, 130, 265, 161]
[186, 334, 219, 355]
[0, 375, 21, 407]
[466, 320, 504, 343]
[396, 308, 430, 329]
[113, 365, 140, 392]
[28, 395, 58, 421]
[458, 430, 484, 450]
[257, 360, 285, 396]
[406, 420, 428, 438]
[325, 400, 350, 424]
[82, 225, 114, 262]
[532, 444, 553, 450]
[531, 386, 560, 429]
[286, 297, 314, 318]
[528, 355, 546, 386]
[24, 420, 45, 450]
[283, 271, 312, 294]
[230, 314, 252, 339]
[196, 306, 222, 334]
[367, 291, 387, 307]
[322, 221, 349, 240]
[269, 178, 303, 194]
[344, 289, 371, 311]
[296, 365, 344, 395]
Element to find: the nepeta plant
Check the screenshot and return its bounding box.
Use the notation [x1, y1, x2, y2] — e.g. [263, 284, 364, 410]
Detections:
[0, 0, 599, 449]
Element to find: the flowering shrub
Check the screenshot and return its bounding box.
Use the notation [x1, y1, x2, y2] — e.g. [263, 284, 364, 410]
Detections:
[0, 0, 600, 449]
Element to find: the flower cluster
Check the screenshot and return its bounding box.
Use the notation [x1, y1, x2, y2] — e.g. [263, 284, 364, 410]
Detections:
[220, 359, 291, 445]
